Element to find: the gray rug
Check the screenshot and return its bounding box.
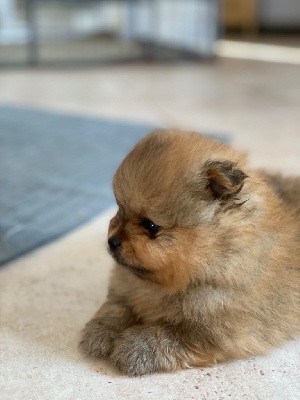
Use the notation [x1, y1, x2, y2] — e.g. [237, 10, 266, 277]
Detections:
[0, 105, 228, 266]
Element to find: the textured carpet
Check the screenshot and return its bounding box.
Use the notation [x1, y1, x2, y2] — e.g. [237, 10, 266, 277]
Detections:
[0, 105, 228, 266]
[0, 105, 156, 265]
[0, 207, 299, 400]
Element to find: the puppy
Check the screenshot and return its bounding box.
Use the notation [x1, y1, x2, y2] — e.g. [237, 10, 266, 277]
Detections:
[80, 130, 300, 376]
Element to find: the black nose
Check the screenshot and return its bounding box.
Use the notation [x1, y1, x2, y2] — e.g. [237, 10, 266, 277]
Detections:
[108, 236, 122, 252]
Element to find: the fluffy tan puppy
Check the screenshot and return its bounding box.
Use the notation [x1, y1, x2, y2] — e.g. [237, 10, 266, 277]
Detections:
[80, 130, 300, 376]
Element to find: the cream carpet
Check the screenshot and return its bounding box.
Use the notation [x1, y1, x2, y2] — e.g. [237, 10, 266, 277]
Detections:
[1, 207, 299, 400]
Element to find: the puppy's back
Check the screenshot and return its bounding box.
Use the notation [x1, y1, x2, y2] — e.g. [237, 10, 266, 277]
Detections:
[263, 172, 300, 217]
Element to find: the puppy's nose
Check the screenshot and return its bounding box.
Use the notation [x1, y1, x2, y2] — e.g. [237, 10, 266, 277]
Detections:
[108, 236, 122, 252]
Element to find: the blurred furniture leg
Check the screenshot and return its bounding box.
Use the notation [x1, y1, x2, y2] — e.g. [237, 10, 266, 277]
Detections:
[25, 0, 39, 65]
[223, 0, 258, 35]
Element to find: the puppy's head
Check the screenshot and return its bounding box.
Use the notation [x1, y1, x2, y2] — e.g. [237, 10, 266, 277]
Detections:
[108, 130, 250, 293]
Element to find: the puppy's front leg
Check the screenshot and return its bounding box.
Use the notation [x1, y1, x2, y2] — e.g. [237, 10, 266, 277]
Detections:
[111, 325, 221, 376]
[80, 301, 136, 358]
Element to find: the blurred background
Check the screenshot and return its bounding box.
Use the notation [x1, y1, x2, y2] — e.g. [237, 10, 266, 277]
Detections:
[0, 0, 300, 264]
[0, 0, 299, 65]
[1, 0, 299, 166]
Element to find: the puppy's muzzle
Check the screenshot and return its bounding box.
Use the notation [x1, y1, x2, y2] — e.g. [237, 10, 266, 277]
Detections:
[108, 236, 122, 253]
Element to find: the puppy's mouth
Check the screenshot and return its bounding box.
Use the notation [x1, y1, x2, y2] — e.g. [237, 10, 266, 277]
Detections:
[108, 248, 153, 280]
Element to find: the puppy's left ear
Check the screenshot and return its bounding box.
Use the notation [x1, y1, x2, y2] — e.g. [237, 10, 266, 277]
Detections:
[205, 160, 247, 198]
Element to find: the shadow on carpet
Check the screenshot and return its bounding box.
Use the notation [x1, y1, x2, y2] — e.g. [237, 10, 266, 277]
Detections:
[0, 105, 229, 266]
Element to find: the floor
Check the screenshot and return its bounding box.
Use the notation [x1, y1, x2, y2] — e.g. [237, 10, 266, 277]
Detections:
[1, 207, 299, 400]
[1, 57, 299, 174]
[0, 56, 299, 399]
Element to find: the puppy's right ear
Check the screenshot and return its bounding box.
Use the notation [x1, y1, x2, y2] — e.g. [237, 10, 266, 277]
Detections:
[205, 160, 247, 198]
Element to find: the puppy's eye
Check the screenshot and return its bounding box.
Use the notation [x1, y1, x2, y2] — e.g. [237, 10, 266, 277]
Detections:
[140, 218, 160, 235]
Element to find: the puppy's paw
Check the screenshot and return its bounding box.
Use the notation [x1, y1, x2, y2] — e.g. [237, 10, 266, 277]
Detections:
[79, 318, 118, 358]
[111, 327, 158, 376]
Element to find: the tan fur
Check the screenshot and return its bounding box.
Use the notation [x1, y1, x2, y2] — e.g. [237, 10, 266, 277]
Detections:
[80, 130, 300, 376]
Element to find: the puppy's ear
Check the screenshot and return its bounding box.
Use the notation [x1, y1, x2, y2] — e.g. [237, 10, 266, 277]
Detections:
[205, 160, 247, 198]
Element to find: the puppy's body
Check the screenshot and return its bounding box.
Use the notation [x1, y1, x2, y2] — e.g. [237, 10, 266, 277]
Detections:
[80, 130, 300, 375]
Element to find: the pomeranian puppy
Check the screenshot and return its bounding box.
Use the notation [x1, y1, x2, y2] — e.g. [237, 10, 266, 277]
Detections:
[80, 130, 300, 376]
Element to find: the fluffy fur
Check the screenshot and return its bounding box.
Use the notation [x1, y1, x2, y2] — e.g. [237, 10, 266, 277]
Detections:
[80, 130, 300, 376]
